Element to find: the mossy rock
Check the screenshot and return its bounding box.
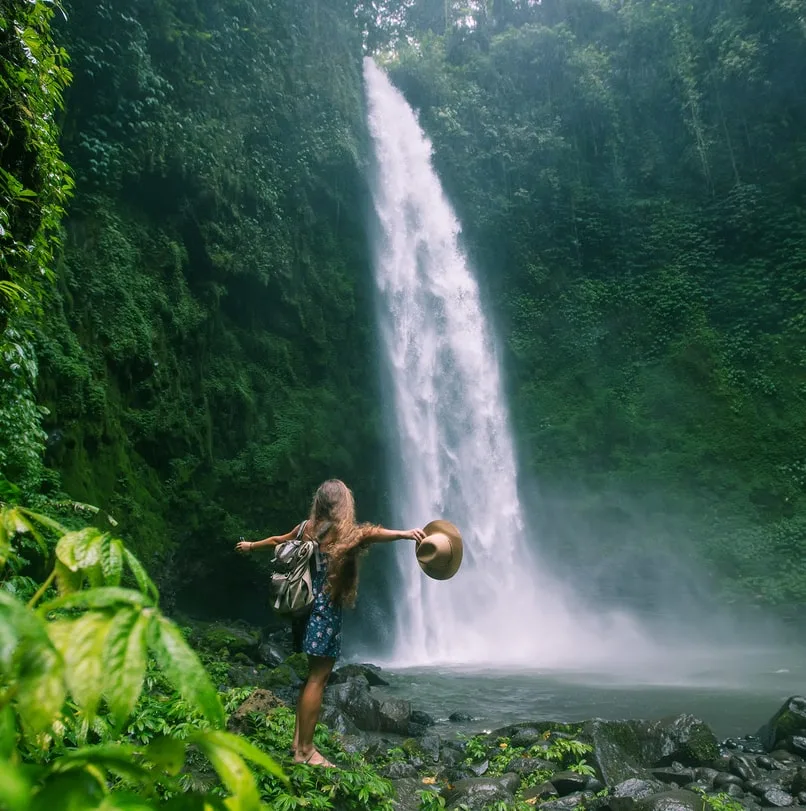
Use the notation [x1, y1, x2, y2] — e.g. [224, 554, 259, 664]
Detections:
[264, 664, 298, 689]
[283, 653, 310, 680]
[198, 623, 261, 659]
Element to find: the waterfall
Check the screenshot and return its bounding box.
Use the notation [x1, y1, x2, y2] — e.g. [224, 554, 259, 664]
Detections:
[364, 58, 612, 667]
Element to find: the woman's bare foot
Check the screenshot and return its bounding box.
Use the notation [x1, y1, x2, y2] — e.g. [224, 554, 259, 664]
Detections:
[294, 749, 335, 768]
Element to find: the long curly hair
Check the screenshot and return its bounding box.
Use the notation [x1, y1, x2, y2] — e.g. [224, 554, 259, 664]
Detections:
[304, 479, 378, 607]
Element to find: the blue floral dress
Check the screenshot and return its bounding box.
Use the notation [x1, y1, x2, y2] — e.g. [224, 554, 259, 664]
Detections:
[291, 549, 343, 659]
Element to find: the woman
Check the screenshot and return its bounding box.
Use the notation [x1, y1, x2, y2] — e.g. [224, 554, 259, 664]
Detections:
[235, 479, 424, 767]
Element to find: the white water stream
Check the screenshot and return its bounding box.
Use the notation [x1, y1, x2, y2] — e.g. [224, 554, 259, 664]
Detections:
[363, 58, 654, 668]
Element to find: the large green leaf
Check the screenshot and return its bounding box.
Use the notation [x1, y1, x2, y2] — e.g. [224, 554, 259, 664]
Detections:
[194, 730, 287, 785]
[123, 549, 159, 602]
[31, 770, 105, 811]
[0, 705, 15, 759]
[48, 611, 112, 719]
[97, 794, 158, 811]
[99, 536, 124, 587]
[0, 517, 9, 569]
[145, 735, 186, 777]
[103, 608, 149, 728]
[194, 734, 261, 811]
[55, 528, 105, 572]
[54, 559, 82, 595]
[148, 616, 224, 728]
[0, 592, 66, 734]
[40, 586, 153, 614]
[0, 760, 30, 811]
[49, 743, 153, 784]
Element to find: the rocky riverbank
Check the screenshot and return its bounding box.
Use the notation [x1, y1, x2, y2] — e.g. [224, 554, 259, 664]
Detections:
[188, 619, 806, 810]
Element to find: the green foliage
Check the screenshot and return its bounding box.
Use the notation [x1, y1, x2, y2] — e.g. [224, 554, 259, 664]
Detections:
[696, 790, 745, 811]
[0, 501, 289, 810]
[386, 0, 806, 608]
[0, 0, 73, 497]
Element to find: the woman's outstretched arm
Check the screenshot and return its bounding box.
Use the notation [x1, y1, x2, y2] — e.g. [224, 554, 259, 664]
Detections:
[361, 526, 425, 546]
[235, 524, 301, 553]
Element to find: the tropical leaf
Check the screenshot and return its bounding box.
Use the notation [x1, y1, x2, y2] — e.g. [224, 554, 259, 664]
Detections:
[30, 769, 106, 811]
[194, 733, 261, 811]
[97, 794, 159, 811]
[99, 535, 124, 587]
[48, 611, 112, 719]
[123, 549, 159, 602]
[103, 608, 149, 728]
[148, 615, 224, 728]
[0, 761, 30, 811]
[145, 735, 186, 777]
[55, 528, 105, 573]
[49, 742, 153, 784]
[195, 730, 287, 785]
[54, 559, 82, 595]
[0, 592, 65, 734]
[40, 586, 153, 613]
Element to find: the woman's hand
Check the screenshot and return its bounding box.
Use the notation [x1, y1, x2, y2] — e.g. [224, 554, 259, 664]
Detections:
[235, 539, 253, 553]
[406, 528, 426, 543]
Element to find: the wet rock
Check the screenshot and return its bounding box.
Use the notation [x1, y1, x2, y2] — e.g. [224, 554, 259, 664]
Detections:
[758, 787, 794, 807]
[541, 791, 591, 811]
[381, 761, 419, 779]
[256, 641, 285, 668]
[442, 776, 517, 810]
[379, 699, 412, 734]
[506, 756, 557, 776]
[467, 759, 489, 776]
[419, 734, 441, 763]
[392, 777, 438, 811]
[449, 712, 474, 722]
[694, 768, 719, 784]
[329, 663, 389, 686]
[552, 770, 591, 796]
[583, 716, 719, 787]
[757, 756, 786, 771]
[757, 698, 806, 752]
[723, 783, 745, 799]
[522, 782, 560, 802]
[410, 710, 436, 727]
[586, 777, 606, 793]
[319, 705, 361, 737]
[729, 754, 761, 783]
[797, 792, 806, 805]
[340, 734, 370, 756]
[612, 778, 666, 799]
[791, 768, 806, 795]
[226, 689, 285, 735]
[714, 772, 745, 790]
[651, 767, 696, 787]
[633, 789, 706, 811]
[788, 736, 806, 756]
[323, 677, 381, 731]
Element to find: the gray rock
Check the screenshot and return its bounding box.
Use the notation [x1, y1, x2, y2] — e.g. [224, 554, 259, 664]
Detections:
[723, 783, 745, 798]
[757, 756, 786, 771]
[323, 677, 381, 731]
[449, 712, 474, 722]
[420, 734, 441, 763]
[411, 710, 436, 727]
[381, 761, 419, 779]
[468, 759, 489, 776]
[443, 776, 516, 810]
[340, 734, 370, 756]
[329, 663, 389, 686]
[392, 777, 438, 811]
[730, 754, 761, 783]
[756, 698, 806, 751]
[523, 781, 559, 801]
[319, 705, 361, 737]
[714, 773, 745, 789]
[797, 792, 806, 805]
[498, 773, 521, 794]
[789, 736, 806, 756]
[256, 641, 285, 668]
[583, 716, 719, 787]
[694, 768, 719, 785]
[586, 778, 606, 793]
[380, 699, 412, 734]
[552, 770, 591, 796]
[541, 791, 590, 811]
[791, 768, 806, 795]
[633, 789, 706, 811]
[651, 767, 696, 787]
[613, 779, 667, 799]
[758, 787, 794, 807]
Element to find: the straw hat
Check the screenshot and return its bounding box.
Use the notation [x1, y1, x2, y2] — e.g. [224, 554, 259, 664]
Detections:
[416, 519, 463, 580]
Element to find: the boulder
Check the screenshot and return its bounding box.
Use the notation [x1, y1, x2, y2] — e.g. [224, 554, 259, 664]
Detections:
[756, 698, 806, 751]
[714, 772, 744, 790]
[329, 663, 389, 686]
[340, 734, 371, 756]
[392, 777, 439, 811]
[650, 767, 696, 787]
[380, 699, 412, 734]
[583, 716, 719, 786]
[323, 677, 381, 731]
[541, 791, 590, 811]
[633, 790, 706, 811]
[228, 663, 300, 691]
[381, 761, 419, 779]
[419, 733, 441, 763]
[523, 782, 560, 802]
[756, 787, 794, 807]
[226, 689, 285, 735]
[283, 653, 309, 680]
[198, 622, 261, 659]
[256, 641, 285, 668]
[789, 736, 806, 756]
[612, 778, 667, 799]
[449, 712, 474, 722]
[410, 710, 436, 727]
[729, 754, 761, 783]
[443, 776, 517, 810]
[319, 705, 361, 737]
[552, 770, 591, 796]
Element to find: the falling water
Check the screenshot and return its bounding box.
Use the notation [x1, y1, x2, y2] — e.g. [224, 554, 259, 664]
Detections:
[363, 58, 656, 668]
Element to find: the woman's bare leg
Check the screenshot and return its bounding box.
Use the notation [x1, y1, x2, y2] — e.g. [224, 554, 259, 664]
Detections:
[293, 655, 336, 766]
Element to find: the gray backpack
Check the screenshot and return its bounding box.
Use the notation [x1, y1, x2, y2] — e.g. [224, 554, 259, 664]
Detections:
[269, 520, 318, 617]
